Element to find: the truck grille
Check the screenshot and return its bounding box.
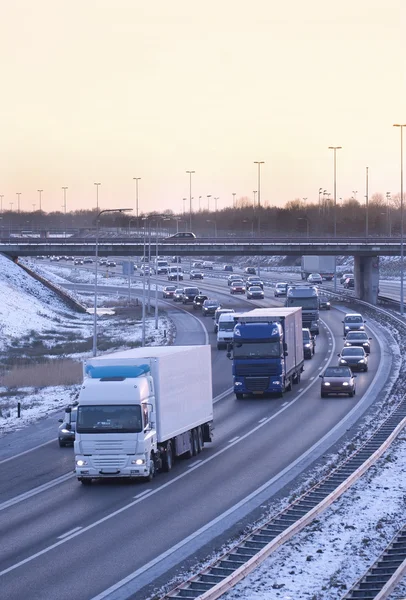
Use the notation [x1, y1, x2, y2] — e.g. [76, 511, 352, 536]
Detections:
[236, 364, 278, 376]
[92, 456, 127, 469]
[245, 377, 270, 391]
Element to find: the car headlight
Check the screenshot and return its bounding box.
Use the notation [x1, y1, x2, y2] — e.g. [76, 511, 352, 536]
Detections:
[345, 325, 350, 330]
[342, 382, 349, 386]
[304, 343, 311, 348]
[76, 459, 88, 467]
[345, 342, 351, 346]
[358, 359, 365, 363]
[359, 326, 365, 330]
[322, 382, 330, 386]
[61, 428, 72, 434]
[363, 342, 369, 346]
[339, 359, 347, 364]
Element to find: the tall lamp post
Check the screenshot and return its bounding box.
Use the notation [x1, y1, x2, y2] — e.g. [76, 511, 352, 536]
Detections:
[254, 161, 264, 235]
[206, 219, 217, 238]
[16, 193, 21, 213]
[133, 177, 141, 221]
[93, 207, 131, 356]
[386, 192, 392, 236]
[94, 182, 101, 211]
[0, 195, 3, 213]
[318, 187, 323, 214]
[253, 191, 257, 207]
[394, 123, 406, 315]
[62, 187, 68, 238]
[37, 189, 43, 212]
[186, 170, 195, 231]
[214, 197, 219, 212]
[328, 146, 342, 291]
[207, 195, 211, 211]
[232, 192, 236, 208]
[198, 196, 202, 211]
[365, 167, 369, 238]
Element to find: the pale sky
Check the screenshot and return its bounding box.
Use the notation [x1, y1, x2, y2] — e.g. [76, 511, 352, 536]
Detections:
[0, 0, 405, 214]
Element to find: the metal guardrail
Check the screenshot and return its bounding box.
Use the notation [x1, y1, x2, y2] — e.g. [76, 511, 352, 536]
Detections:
[157, 293, 406, 600]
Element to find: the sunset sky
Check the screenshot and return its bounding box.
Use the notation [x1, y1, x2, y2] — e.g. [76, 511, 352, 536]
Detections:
[0, 0, 404, 215]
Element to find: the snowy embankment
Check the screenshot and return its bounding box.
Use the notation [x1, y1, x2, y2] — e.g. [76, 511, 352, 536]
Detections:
[0, 255, 172, 435]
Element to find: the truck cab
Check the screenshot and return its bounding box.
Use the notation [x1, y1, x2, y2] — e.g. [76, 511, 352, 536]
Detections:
[285, 285, 320, 335]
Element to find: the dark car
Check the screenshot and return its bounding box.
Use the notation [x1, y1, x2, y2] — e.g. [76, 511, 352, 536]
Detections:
[302, 328, 315, 359]
[106, 260, 117, 267]
[162, 285, 177, 299]
[193, 294, 208, 310]
[274, 282, 288, 297]
[344, 331, 372, 354]
[342, 313, 366, 336]
[245, 267, 256, 275]
[202, 299, 221, 316]
[165, 232, 196, 240]
[223, 264, 233, 272]
[343, 277, 355, 289]
[246, 277, 264, 290]
[338, 346, 368, 372]
[320, 366, 356, 398]
[190, 270, 204, 280]
[247, 286, 265, 300]
[58, 406, 77, 447]
[182, 287, 200, 304]
[83, 258, 94, 264]
[173, 288, 184, 302]
[318, 295, 331, 310]
[230, 280, 246, 294]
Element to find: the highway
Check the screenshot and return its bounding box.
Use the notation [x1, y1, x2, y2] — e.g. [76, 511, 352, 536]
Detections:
[0, 265, 393, 600]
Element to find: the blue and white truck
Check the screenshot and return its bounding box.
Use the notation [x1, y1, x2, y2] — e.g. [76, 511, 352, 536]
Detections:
[227, 307, 304, 399]
[73, 346, 213, 484]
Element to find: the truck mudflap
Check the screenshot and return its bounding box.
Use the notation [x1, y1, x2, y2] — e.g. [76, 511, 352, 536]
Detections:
[202, 422, 213, 442]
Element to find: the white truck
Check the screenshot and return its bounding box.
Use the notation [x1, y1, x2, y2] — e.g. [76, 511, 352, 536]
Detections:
[301, 256, 335, 281]
[217, 313, 237, 350]
[73, 346, 213, 485]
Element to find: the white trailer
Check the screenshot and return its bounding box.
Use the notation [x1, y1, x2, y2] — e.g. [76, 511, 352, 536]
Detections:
[73, 346, 213, 484]
[301, 256, 336, 280]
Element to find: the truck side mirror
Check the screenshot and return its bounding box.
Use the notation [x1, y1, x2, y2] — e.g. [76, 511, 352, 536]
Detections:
[64, 423, 72, 431]
[58, 418, 63, 423]
[65, 407, 71, 414]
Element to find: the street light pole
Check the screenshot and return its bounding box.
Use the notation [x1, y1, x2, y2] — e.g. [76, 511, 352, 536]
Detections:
[207, 219, 217, 238]
[232, 192, 236, 208]
[62, 187, 68, 238]
[214, 197, 219, 212]
[318, 187, 322, 214]
[186, 170, 195, 231]
[328, 146, 342, 291]
[93, 207, 131, 356]
[133, 177, 141, 221]
[0, 195, 3, 213]
[365, 167, 369, 238]
[254, 161, 264, 235]
[253, 191, 257, 207]
[386, 192, 392, 236]
[37, 190, 43, 212]
[394, 123, 406, 315]
[207, 195, 211, 211]
[198, 196, 202, 211]
[16, 193, 21, 213]
[94, 182, 101, 211]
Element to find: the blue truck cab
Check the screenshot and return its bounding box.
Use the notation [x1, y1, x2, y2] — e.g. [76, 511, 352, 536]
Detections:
[228, 308, 304, 399]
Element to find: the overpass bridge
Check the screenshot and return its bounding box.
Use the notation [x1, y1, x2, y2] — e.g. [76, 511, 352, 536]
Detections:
[1, 236, 403, 305]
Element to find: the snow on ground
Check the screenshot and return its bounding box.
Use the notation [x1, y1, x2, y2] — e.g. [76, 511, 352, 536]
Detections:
[0, 255, 173, 435]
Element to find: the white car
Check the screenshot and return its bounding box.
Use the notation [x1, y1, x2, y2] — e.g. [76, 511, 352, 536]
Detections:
[307, 273, 323, 284]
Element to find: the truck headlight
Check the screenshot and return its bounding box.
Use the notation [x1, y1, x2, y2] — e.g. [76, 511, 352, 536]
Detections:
[272, 379, 281, 385]
[132, 458, 145, 465]
[76, 459, 88, 467]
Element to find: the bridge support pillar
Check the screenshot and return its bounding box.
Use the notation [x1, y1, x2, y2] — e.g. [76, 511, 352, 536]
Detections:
[354, 255, 379, 304]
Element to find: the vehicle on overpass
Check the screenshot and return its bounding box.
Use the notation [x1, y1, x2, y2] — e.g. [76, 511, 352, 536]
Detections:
[285, 285, 320, 335]
[227, 307, 304, 398]
[73, 346, 213, 484]
[165, 232, 196, 240]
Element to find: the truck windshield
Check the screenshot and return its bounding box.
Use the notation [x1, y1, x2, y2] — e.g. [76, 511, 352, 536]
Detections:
[219, 322, 235, 331]
[233, 341, 281, 358]
[76, 405, 143, 434]
[287, 298, 318, 309]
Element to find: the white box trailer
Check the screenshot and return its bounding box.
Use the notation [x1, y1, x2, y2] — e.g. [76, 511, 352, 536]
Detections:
[74, 346, 213, 484]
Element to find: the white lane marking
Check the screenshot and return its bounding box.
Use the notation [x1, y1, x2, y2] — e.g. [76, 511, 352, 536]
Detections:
[188, 460, 202, 467]
[324, 358, 329, 361]
[57, 527, 82, 540]
[281, 402, 288, 407]
[298, 388, 304, 392]
[0, 322, 339, 578]
[309, 376, 315, 380]
[0, 473, 73, 513]
[228, 437, 239, 444]
[133, 489, 152, 499]
[258, 418, 267, 423]
[0, 439, 56, 465]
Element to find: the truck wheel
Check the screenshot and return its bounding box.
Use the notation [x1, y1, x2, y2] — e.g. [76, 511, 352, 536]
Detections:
[79, 478, 92, 485]
[235, 393, 244, 400]
[286, 377, 292, 392]
[192, 429, 199, 456]
[143, 455, 155, 482]
[163, 441, 173, 472]
[293, 371, 301, 384]
[197, 426, 204, 452]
